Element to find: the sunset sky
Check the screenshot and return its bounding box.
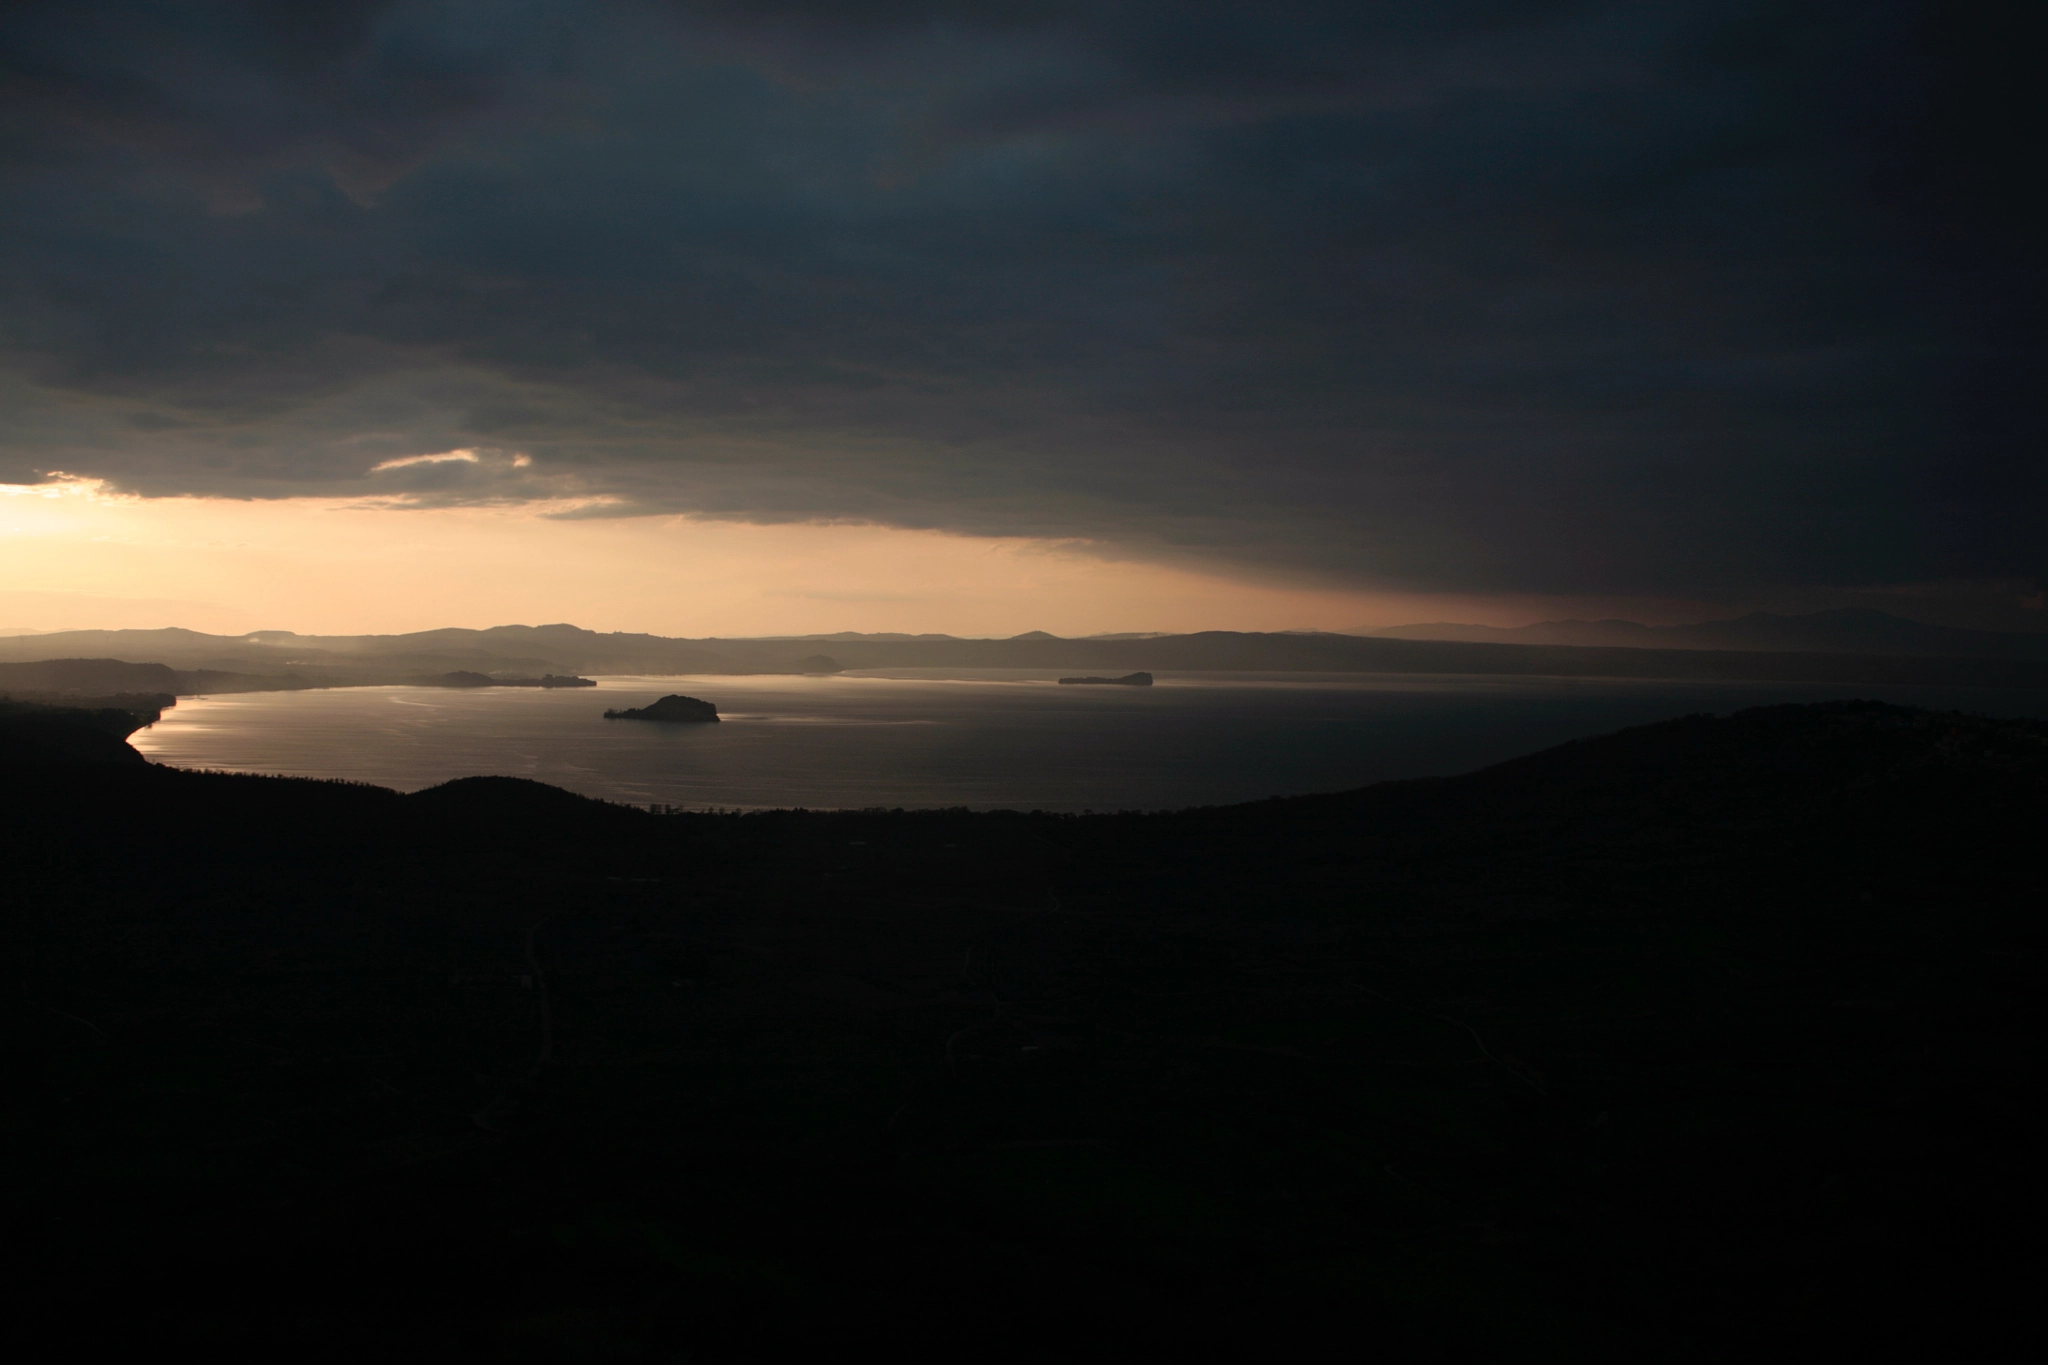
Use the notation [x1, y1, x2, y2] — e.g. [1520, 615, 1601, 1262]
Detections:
[1, 3, 2039, 637]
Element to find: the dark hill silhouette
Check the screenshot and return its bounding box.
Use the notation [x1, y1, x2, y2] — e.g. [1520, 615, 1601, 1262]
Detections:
[4, 701, 2043, 1354]
[0, 657, 181, 691]
[0, 700, 152, 766]
[0, 657, 311, 696]
[1368, 606, 2048, 657]
[404, 775, 655, 847]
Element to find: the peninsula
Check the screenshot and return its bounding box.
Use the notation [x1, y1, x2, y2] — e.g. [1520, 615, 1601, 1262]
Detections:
[1058, 671, 1153, 686]
[602, 693, 720, 723]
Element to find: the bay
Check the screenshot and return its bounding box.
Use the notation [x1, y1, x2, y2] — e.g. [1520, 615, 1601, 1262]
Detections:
[128, 669, 2048, 812]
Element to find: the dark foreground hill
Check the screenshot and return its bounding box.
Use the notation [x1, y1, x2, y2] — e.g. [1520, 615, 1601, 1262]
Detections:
[3, 703, 2044, 1357]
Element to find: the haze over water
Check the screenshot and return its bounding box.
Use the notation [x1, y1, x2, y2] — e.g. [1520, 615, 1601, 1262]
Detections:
[129, 671, 2048, 812]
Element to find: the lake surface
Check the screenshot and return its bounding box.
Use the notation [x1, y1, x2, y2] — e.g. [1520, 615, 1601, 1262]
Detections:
[130, 670, 2048, 812]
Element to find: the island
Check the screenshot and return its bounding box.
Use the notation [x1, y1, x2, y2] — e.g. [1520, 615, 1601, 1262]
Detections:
[1057, 671, 1153, 686]
[417, 671, 597, 688]
[602, 693, 720, 723]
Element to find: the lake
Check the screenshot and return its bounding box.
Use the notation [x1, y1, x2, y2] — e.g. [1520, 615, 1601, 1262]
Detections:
[128, 669, 2048, 812]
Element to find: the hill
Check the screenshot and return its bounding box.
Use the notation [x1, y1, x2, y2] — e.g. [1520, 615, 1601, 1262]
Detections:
[5, 701, 2044, 1354]
[0, 657, 311, 698]
[1366, 607, 2048, 658]
[0, 698, 158, 765]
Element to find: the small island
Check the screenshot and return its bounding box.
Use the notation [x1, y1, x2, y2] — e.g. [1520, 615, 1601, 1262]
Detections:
[417, 671, 598, 688]
[603, 694, 720, 723]
[1058, 671, 1153, 686]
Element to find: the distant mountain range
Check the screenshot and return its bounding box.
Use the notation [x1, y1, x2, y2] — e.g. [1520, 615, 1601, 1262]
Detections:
[6, 617, 2048, 697]
[1359, 608, 2048, 659]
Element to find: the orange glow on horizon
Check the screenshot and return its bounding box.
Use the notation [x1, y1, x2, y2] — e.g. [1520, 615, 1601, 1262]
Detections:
[0, 478, 1704, 638]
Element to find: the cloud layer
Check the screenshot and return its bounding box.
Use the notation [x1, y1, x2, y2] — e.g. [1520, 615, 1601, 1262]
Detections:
[1, 1, 2039, 601]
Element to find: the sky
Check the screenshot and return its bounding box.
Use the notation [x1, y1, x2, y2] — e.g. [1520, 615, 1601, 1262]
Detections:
[1, 2, 2041, 636]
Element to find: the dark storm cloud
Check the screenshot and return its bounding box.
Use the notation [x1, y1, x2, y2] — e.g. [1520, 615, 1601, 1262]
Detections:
[0, 0, 2040, 601]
